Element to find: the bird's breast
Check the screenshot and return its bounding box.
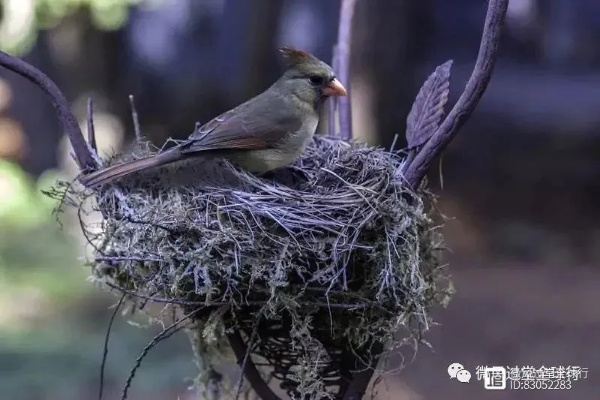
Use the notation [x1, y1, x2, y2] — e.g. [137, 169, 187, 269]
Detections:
[232, 117, 318, 173]
[285, 116, 319, 152]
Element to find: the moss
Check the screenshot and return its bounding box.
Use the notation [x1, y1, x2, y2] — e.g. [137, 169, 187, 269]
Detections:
[52, 135, 453, 399]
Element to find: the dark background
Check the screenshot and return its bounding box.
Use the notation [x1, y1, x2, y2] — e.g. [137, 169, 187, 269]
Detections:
[0, 0, 599, 399]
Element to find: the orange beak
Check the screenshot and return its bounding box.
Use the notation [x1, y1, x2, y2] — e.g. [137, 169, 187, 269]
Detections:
[322, 78, 347, 97]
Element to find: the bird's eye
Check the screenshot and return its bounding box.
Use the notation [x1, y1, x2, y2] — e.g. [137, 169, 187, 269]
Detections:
[309, 75, 324, 85]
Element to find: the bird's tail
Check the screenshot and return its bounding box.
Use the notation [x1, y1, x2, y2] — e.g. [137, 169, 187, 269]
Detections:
[79, 148, 183, 188]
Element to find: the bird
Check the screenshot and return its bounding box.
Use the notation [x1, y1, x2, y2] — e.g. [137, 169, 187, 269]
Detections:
[79, 46, 347, 188]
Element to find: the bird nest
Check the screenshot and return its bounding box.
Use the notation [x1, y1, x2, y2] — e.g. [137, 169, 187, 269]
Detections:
[52, 135, 452, 399]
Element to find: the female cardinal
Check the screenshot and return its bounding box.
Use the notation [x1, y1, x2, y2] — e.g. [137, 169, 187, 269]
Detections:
[80, 46, 346, 187]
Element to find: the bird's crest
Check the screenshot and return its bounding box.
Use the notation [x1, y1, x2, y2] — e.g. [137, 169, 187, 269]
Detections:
[279, 46, 315, 66]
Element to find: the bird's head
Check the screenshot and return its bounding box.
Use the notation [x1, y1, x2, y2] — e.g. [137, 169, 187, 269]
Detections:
[277, 46, 347, 109]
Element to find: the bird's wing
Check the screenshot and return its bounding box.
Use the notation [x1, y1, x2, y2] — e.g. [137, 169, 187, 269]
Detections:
[183, 97, 300, 153]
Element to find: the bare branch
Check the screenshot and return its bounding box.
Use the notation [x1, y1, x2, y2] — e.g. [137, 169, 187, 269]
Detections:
[98, 293, 126, 400]
[404, 0, 509, 188]
[328, 45, 338, 136]
[0, 50, 97, 171]
[129, 95, 142, 141]
[87, 97, 98, 154]
[121, 309, 200, 400]
[333, 0, 358, 140]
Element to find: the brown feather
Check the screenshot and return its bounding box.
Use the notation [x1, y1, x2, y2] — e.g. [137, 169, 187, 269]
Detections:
[185, 136, 270, 151]
[183, 95, 299, 154]
[80, 148, 183, 187]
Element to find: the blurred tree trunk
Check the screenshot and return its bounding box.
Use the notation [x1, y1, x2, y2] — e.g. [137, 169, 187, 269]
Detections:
[48, 10, 123, 106]
[218, 0, 284, 104]
[352, 0, 434, 148]
[241, 0, 285, 99]
[48, 9, 127, 136]
[536, 0, 577, 68]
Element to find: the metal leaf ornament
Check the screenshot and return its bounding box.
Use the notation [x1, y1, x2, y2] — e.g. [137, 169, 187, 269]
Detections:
[406, 60, 453, 149]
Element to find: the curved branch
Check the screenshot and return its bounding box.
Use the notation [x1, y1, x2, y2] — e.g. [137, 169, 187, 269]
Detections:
[0, 50, 97, 171]
[341, 342, 383, 400]
[404, 0, 509, 188]
[226, 329, 281, 400]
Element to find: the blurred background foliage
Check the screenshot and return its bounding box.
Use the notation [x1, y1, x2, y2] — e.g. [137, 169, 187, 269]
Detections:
[1, 0, 139, 55]
[0, 159, 195, 399]
[1, 0, 600, 399]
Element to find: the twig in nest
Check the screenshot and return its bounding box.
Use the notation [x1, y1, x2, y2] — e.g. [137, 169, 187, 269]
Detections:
[98, 293, 126, 400]
[403, 0, 508, 188]
[120, 308, 201, 400]
[103, 281, 262, 307]
[105, 281, 377, 311]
